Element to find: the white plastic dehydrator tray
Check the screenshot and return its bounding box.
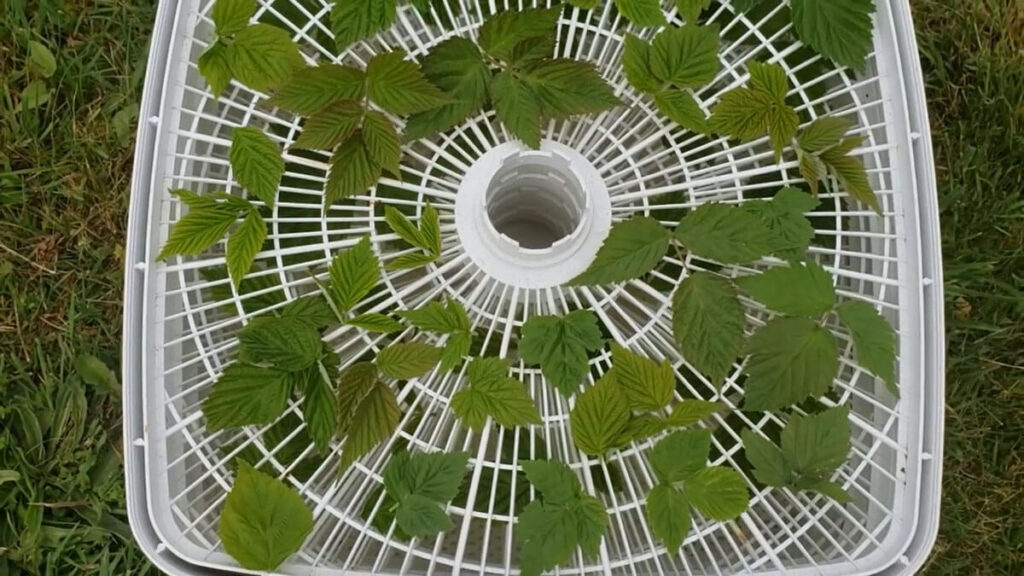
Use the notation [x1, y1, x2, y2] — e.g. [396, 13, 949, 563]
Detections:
[123, 0, 945, 574]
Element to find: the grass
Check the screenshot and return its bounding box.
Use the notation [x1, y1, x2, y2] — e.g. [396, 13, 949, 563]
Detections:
[0, 0, 1020, 574]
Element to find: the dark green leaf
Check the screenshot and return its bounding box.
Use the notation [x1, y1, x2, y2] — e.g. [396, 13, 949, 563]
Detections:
[238, 317, 323, 372]
[569, 217, 671, 285]
[781, 406, 851, 477]
[622, 34, 660, 93]
[376, 342, 442, 380]
[736, 261, 836, 317]
[440, 331, 472, 373]
[339, 380, 400, 471]
[199, 42, 233, 95]
[675, 202, 772, 263]
[521, 460, 581, 506]
[203, 363, 290, 430]
[452, 357, 542, 430]
[520, 310, 603, 396]
[325, 131, 381, 204]
[212, 0, 256, 36]
[649, 428, 710, 484]
[367, 51, 451, 116]
[75, 354, 120, 395]
[158, 190, 242, 260]
[520, 59, 621, 119]
[791, 0, 876, 70]
[384, 206, 431, 251]
[517, 501, 579, 576]
[646, 484, 691, 551]
[676, 0, 712, 22]
[226, 24, 304, 92]
[327, 236, 380, 313]
[741, 188, 817, 261]
[397, 299, 470, 333]
[836, 300, 897, 395]
[478, 7, 561, 62]
[671, 271, 745, 383]
[266, 64, 366, 116]
[650, 24, 720, 88]
[654, 89, 709, 133]
[396, 493, 453, 536]
[569, 372, 631, 456]
[491, 71, 542, 148]
[406, 38, 490, 140]
[741, 429, 791, 487]
[346, 313, 404, 333]
[292, 100, 363, 151]
[280, 295, 337, 328]
[615, 0, 668, 27]
[299, 366, 337, 453]
[330, 0, 397, 52]
[797, 116, 851, 152]
[743, 317, 839, 410]
[363, 110, 402, 177]
[421, 202, 442, 256]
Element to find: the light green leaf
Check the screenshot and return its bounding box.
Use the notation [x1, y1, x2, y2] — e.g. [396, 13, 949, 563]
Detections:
[376, 342, 442, 380]
[292, 100, 363, 151]
[675, 202, 772, 264]
[339, 380, 400, 471]
[219, 463, 313, 571]
[451, 357, 541, 430]
[791, 0, 876, 70]
[615, 0, 668, 27]
[836, 300, 897, 395]
[684, 466, 749, 520]
[226, 208, 266, 286]
[20, 79, 50, 110]
[622, 34, 660, 93]
[346, 312, 404, 333]
[384, 206, 431, 251]
[654, 89, 709, 133]
[781, 406, 851, 478]
[569, 217, 671, 286]
[518, 501, 579, 576]
[27, 40, 57, 78]
[621, 414, 672, 443]
[396, 493, 453, 537]
[158, 190, 242, 260]
[212, 0, 255, 36]
[225, 24, 304, 92]
[748, 60, 789, 102]
[797, 116, 852, 152]
[798, 149, 828, 197]
[708, 64, 799, 162]
[743, 317, 839, 410]
[570, 372, 631, 456]
[671, 271, 745, 383]
[520, 59, 621, 119]
[491, 70, 542, 148]
[736, 261, 836, 317]
[741, 429, 792, 487]
[325, 131, 381, 205]
[231, 127, 284, 207]
[363, 110, 401, 177]
[649, 428, 710, 484]
[405, 38, 491, 140]
[266, 64, 366, 116]
[75, 354, 120, 395]
[397, 299, 469, 333]
[421, 202, 442, 256]
[330, 0, 397, 52]
[646, 484, 691, 552]
[203, 363, 290, 430]
[611, 343, 675, 411]
[676, 0, 711, 22]
[327, 236, 380, 313]
[386, 252, 438, 270]
[478, 7, 561, 62]
[238, 317, 323, 372]
[741, 188, 817, 261]
[0, 470, 20, 486]
[281, 294, 337, 328]
[650, 25, 720, 88]
[367, 51, 451, 116]
[199, 43, 233, 95]
[664, 400, 725, 427]
[299, 366, 337, 453]
[440, 331, 472, 373]
[520, 310, 604, 396]
[521, 460, 582, 506]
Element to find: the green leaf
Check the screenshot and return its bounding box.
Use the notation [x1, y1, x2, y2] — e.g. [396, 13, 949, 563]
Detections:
[820, 137, 880, 214]
[646, 484, 691, 551]
[20, 79, 50, 110]
[736, 261, 836, 317]
[346, 312, 404, 333]
[396, 493, 453, 537]
[225, 24, 304, 92]
[671, 271, 745, 383]
[572, 496, 608, 558]
[212, 0, 255, 36]
[363, 111, 402, 177]
[330, 0, 397, 52]
[203, 363, 290, 430]
[281, 294, 337, 327]
[741, 188, 817, 261]
[520, 59, 621, 119]
[397, 299, 469, 333]
[405, 38, 491, 140]
[614, 0, 668, 27]
[225, 208, 266, 286]
[384, 206, 431, 251]
[292, 100, 363, 151]
[654, 89, 709, 133]
[387, 252, 439, 270]
[337, 362, 378, 430]
[622, 35, 660, 93]
[521, 460, 581, 506]
[219, 463, 313, 571]
[385, 450, 470, 502]
[158, 190, 242, 260]
[266, 64, 366, 116]
[797, 117, 852, 152]
[569, 217, 671, 285]
[708, 62, 799, 162]
[664, 400, 725, 427]
[569, 372, 631, 456]
[748, 60, 789, 102]
[836, 300, 896, 395]
[299, 367, 337, 453]
[650, 24, 720, 88]
[741, 429, 792, 487]
[27, 40, 57, 78]
[452, 357, 541, 430]
[791, 0, 876, 70]
[238, 317, 323, 372]
[326, 131, 381, 205]
[199, 43, 233, 95]
[510, 35, 556, 67]
[75, 354, 120, 395]
[520, 310, 604, 396]
[231, 127, 284, 207]
[339, 379, 400, 471]
[478, 7, 561, 62]
[376, 342, 442, 380]
[782, 406, 851, 478]
[684, 467, 748, 520]
[742, 317, 838, 410]
[367, 51, 451, 116]
[610, 343, 675, 411]
[518, 501, 579, 576]
[675, 202, 772, 264]
[440, 331, 472, 373]
[327, 237, 380, 313]
[676, 0, 711, 22]
[796, 477, 852, 503]
[649, 429, 711, 484]
[421, 202, 442, 256]
[491, 71, 542, 148]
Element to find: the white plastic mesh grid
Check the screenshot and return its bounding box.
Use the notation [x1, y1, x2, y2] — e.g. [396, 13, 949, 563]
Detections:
[124, 0, 944, 574]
